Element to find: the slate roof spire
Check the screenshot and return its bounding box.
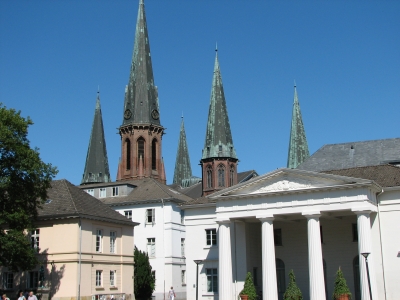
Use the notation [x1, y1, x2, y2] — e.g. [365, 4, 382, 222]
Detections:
[202, 50, 237, 159]
[173, 116, 193, 186]
[287, 83, 310, 168]
[122, 0, 160, 126]
[81, 92, 111, 184]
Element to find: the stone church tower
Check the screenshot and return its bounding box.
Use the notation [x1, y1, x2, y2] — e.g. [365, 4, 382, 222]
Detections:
[117, 0, 166, 183]
[201, 50, 238, 196]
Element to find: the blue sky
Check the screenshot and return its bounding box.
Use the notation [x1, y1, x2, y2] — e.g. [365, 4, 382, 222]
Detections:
[1, 0, 399, 185]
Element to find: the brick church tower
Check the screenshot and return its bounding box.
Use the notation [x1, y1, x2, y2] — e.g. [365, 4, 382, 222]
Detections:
[117, 0, 166, 183]
[201, 50, 238, 196]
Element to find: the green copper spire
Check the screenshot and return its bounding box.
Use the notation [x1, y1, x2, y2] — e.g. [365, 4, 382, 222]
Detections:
[287, 83, 310, 168]
[202, 50, 237, 160]
[122, 0, 160, 126]
[173, 117, 193, 186]
[81, 92, 111, 184]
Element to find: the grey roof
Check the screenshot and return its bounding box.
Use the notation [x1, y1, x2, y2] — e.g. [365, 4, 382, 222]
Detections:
[81, 92, 111, 184]
[173, 117, 193, 187]
[202, 50, 237, 160]
[322, 164, 400, 188]
[298, 138, 400, 172]
[39, 179, 137, 226]
[287, 84, 309, 168]
[122, 0, 160, 126]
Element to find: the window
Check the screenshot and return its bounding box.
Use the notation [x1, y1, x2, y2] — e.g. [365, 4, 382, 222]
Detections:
[206, 229, 217, 246]
[206, 166, 213, 188]
[353, 256, 361, 300]
[137, 137, 145, 165]
[124, 210, 132, 220]
[274, 228, 282, 246]
[152, 139, 157, 170]
[110, 270, 116, 286]
[181, 270, 186, 285]
[86, 189, 94, 196]
[146, 208, 155, 224]
[96, 230, 102, 252]
[180, 210, 184, 224]
[152, 270, 156, 282]
[217, 165, 225, 187]
[181, 238, 185, 257]
[352, 223, 358, 242]
[99, 188, 106, 198]
[320, 226, 324, 243]
[323, 259, 328, 299]
[31, 229, 40, 250]
[229, 165, 235, 187]
[253, 267, 258, 286]
[96, 270, 102, 287]
[110, 231, 116, 253]
[3, 272, 13, 289]
[218, 145, 222, 152]
[147, 238, 156, 257]
[206, 268, 218, 293]
[112, 187, 119, 197]
[276, 259, 286, 299]
[27, 271, 38, 289]
[125, 139, 131, 170]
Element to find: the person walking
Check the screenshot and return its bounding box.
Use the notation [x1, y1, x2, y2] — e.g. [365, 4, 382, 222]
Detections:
[18, 291, 26, 300]
[27, 291, 37, 300]
[2, 294, 10, 300]
[168, 286, 175, 300]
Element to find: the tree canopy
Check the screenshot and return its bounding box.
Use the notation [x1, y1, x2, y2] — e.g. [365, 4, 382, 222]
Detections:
[0, 104, 57, 271]
[134, 246, 155, 300]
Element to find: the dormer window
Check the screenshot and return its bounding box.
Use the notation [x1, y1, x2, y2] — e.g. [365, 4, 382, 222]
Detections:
[219, 145, 222, 152]
[112, 187, 119, 197]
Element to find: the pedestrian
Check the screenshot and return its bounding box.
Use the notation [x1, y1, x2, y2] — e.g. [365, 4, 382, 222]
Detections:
[2, 294, 10, 300]
[18, 291, 26, 300]
[168, 286, 175, 300]
[23, 290, 29, 300]
[27, 291, 37, 300]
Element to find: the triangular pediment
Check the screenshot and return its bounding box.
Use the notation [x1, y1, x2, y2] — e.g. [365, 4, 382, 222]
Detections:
[212, 169, 366, 198]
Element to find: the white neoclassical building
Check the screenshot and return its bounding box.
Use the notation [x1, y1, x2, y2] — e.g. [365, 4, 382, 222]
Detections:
[183, 166, 400, 300]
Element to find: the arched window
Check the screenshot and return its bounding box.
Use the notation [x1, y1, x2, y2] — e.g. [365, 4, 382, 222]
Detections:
[125, 139, 131, 170]
[276, 258, 286, 300]
[218, 165, 225, 187]
[152, 139, 157, 170]
[229, 165, 235, 186]
[353, 256, 361, 300]
[207, 166, 213, 188]
[137, 137, 145, 165]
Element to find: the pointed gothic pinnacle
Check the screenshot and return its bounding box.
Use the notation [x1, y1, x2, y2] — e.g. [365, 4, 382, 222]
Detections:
[294, 80, 296, 88]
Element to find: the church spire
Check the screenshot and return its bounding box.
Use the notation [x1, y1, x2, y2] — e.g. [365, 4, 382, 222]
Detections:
[122, 0, 160, 126]
[81, 92, 111, 185]
[173, 117, 192, 186]
[200, 50, 238, 196]
[287, 83, 310, 168]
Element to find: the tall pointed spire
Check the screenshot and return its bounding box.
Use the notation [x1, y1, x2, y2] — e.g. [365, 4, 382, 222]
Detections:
[202, 50, 237, 160]
[200, 50, 238, 196]
[122, 0, 160, 126]
[287, 83, 310, 168]
[173, 117, 193, 186]
[81, 92, 111, 185]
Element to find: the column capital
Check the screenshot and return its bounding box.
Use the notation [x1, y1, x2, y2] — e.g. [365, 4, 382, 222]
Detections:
[256, 214, 274, 222]
[302, 211, 321, 218]
[351, 208, 372, 215]
[216, 218, 231, 225]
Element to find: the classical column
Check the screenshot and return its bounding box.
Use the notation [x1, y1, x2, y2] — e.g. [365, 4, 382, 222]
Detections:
[354, 210, 377, 300]
[302, 212, 326, 300]
[257, 215, 278, 300]
[218, 219, 233, 299]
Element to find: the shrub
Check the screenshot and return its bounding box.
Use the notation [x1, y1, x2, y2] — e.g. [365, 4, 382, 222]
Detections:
[332, 267, 352, 300]
[283, 270, 303, 300]
[240, 272, 257, 300]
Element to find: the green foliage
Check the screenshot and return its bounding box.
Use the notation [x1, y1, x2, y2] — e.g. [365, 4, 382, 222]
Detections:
[283, 270, 303, 300]
[0, 104, 57, 272]
[240, 272, 257, 300]
[332, 267, 352, 300]
[134, 246, 155, 300]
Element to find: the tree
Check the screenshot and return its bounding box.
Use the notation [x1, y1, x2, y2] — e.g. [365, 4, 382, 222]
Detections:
[332, 267, 352, 300]
[134, 246, 155, 300]
[0, 104, 57, 271]
[283, 270, 303, 300]
[240, 272, 257, 300]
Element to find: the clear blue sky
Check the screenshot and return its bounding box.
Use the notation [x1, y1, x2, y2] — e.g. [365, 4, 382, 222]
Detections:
[1, 0, 399, 185]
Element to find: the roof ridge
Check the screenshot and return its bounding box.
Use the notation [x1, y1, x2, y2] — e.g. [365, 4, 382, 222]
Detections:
[322, 164, 400, 173]
[61, 179, 80, 215]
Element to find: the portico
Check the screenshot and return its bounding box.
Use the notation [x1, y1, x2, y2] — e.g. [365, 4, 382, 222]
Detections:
[211, 168, 380, 300]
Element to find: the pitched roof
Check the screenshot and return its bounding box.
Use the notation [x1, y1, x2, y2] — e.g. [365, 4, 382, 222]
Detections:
[298, 138, 400, 172]
[97, 178, 194, 206]
[322, 164, 400, 188]
[81, 92, 111, 184]
[202, 50, 237, 160]
[39, 179, 136, 226]
[173, 117, 193, 186]
[122, 0, 160, 126]
[287, 84, 309, 168]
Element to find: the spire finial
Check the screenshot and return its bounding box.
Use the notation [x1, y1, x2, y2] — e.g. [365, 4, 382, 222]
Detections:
[215, 42, 218, 52]
[294, 80, 296, 88]
[181, 111, 183, 119]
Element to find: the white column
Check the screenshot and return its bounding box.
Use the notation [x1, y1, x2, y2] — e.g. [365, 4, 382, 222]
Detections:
[218, 219, 233, 300]
[303, 212, 326, 300]
[257, 215, 278, 300]
[354, 211, 377, 300]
